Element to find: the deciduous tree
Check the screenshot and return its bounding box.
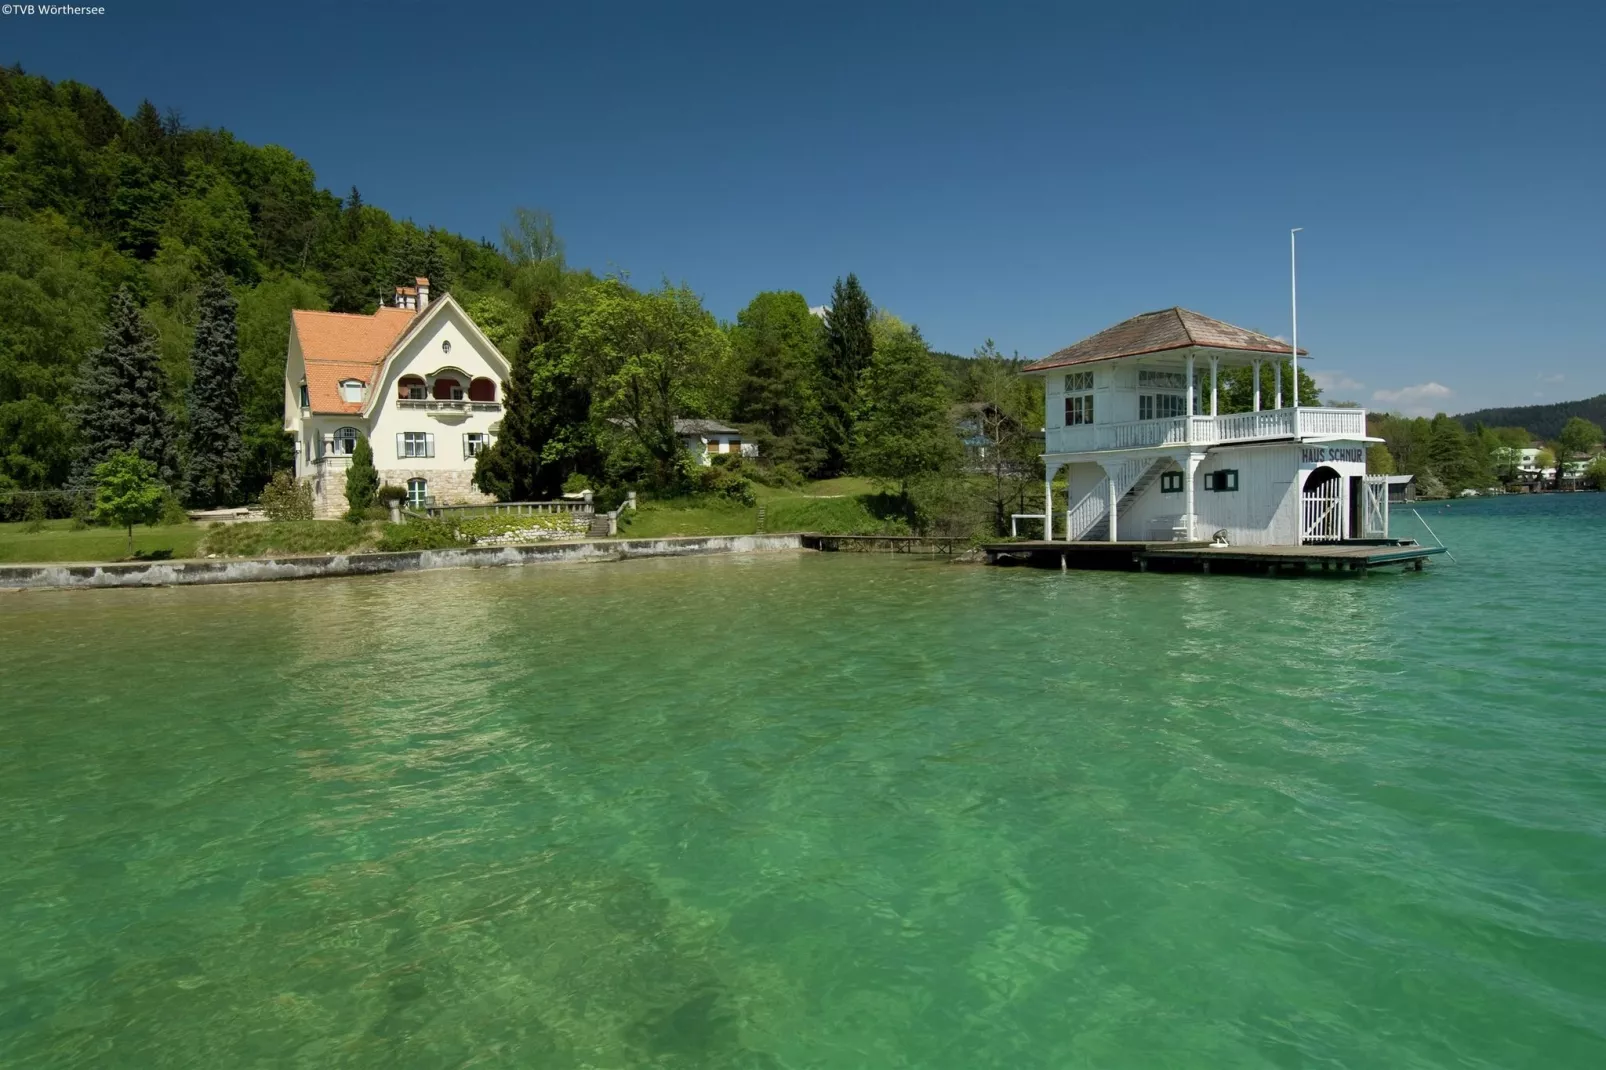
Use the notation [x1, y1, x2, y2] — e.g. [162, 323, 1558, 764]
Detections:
[854, 317, 960, 500]
[92, 450, 166, 556]
[1552, 417, 1602, 489]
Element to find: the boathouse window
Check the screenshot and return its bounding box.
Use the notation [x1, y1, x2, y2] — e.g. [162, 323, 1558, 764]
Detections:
[397, 431, 434, 458]
[407, 478, 429, 508]
[1140, 392, 1187, 420]
[463, 432, 488, 458]
[1063, 371, 1094, 392]
[1064, 392, 1094, 426]
[1160, 472, 1183, 493]
[1204, 469, 1239, 492]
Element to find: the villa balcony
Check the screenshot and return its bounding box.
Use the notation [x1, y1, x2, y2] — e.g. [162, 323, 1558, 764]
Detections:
[1045, 406, 1366, 455]
[397, 399, 502, 416]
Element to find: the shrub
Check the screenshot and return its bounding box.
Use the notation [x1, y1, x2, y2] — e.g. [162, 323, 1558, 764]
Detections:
[201, 520, 371, 557]
[562, 472, 591, 494]
[261, 471, 314, 521]
[0, 488, 93, 522]
[159, 491, 192, 526]
[22, 495, 47, 533]
[376, 484, 408, 506]
[374, 519, 466, 551]
[693, 463, 756, 506]
[92, 451, 166, 556]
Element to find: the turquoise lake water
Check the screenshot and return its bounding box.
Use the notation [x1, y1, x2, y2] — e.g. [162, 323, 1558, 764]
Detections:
[3, 493, 1605, 1067]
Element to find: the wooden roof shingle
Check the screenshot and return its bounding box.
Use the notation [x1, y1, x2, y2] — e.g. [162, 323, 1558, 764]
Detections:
[1023, 307, 1305, 373]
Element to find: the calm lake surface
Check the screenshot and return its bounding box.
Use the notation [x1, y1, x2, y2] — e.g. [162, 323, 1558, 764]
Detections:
[3, 494, 1605, 1068]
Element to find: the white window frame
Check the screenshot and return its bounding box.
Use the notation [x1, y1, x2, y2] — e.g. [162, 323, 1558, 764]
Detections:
[332, 427, 360, 456]
[406, 478, 429, 508]
[338, 379, 365, 404]
[397, 431, 435, 459]
[463, 432, 489, 458]
[399, 377, 426, 401]
[298, 382, 309, 408]
[1139, 369, 1188, 390]
[1064, 392, 1094, 426]
[1140, 393, 1187, 421]
[1063, 370, 1094, 392]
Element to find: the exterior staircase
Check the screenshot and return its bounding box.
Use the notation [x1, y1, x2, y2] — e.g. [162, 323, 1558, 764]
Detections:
[1067, 456, 1169, 541]
[586, 512, 612, 537]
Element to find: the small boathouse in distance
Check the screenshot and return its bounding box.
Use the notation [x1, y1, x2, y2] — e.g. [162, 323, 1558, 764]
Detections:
[984, 308, 1445, 575]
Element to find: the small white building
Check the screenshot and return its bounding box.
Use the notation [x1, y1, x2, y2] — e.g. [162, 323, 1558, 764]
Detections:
[1023, 307, 1388, 545]
[677, 419, 754, 465]
[283, 278, 510, 517]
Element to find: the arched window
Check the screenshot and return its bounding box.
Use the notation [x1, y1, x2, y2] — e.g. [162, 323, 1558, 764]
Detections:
[433, 376, 465, 401]
[333, 427, 360, 456]
[468, 377, 496, 402]
[398, 375, 426, 401]
[406, 478, 429, 508]
[339, 379, 365, 404]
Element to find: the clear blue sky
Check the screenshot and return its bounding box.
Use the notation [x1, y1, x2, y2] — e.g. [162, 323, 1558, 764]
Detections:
[9, 0, 1603, 415]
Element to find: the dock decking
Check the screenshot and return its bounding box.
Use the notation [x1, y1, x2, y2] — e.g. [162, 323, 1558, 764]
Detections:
[980, 539, 1446, 575]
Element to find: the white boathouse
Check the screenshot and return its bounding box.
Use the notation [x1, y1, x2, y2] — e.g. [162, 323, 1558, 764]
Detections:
[1023, 308, 1388, 545]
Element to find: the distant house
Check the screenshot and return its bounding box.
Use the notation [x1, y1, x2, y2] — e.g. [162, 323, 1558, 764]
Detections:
[1385, 474, 1417, 504]
[284, 278, 509, 517]
[952, 401, 1040, 471]
[677, 419, 755, 465]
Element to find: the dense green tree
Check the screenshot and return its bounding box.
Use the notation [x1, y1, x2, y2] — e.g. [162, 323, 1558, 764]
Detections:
[473, 294, 596, 501]
[962, 339, 1044, 534]
[563, 280, 731, 488]
[817, 274, 874, 476]
[730, 290, 821, 439]
[92, 450, 166, 556]
[1217, 360, 1321, 413]
[181, 274, 244, 507]
[854, 317, 960, 498]
[345, 436, 378, 512]
[70, 288, 177, 487]
[1552, 417, 1602, 489]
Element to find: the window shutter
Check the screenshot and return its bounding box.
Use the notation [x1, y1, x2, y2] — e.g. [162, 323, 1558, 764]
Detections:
[425, 433, 435, 458]
[463, 433, 471, 460]
[396, 433, 405, 459]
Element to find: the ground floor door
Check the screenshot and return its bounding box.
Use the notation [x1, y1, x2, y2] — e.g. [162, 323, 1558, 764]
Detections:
[1301, 466, 1343, 542]
[1361, 474, 1390, 537]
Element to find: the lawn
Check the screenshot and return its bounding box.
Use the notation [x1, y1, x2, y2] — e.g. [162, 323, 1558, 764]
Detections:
[616, 476, 911, 539]
[0, 519, 207, 564]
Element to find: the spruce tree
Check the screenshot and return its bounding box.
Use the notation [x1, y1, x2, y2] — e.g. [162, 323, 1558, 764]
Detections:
[474, 297, 550, 501]
[345, 436, 378, 513]
[818, 274, 874, 476]
[71, 288, 177, 489]
[182, 275, 244, 507]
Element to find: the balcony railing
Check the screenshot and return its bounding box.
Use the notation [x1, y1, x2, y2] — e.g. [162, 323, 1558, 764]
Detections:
[397, 399, 502, 413]
[1046, 406, 1364, 454]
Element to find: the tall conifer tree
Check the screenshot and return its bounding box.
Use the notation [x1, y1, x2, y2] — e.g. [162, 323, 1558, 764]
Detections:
[182, 274, 244, 507]
[71, 288, 177, 489]
[818, 273, 874, 476]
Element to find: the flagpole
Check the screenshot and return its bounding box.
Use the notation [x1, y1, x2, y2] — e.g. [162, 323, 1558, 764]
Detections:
[1290, 227, 1302, 407]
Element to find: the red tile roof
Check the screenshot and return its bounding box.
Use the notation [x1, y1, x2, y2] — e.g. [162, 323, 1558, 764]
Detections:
[291, 307, 417, 413]
[1023, 307, 1305, 373]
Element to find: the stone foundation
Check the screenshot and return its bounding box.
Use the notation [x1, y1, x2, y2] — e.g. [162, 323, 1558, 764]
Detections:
[379, 468, 495, 509]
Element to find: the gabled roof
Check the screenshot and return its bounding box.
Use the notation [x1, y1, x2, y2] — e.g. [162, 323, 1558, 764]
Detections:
[1023, 307, 1305, 373]
[674, 418, 741, 436]
[291, 306, 418, 414]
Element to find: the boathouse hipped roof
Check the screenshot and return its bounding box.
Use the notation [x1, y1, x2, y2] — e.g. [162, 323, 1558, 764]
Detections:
[1023, 307, 1307, 373]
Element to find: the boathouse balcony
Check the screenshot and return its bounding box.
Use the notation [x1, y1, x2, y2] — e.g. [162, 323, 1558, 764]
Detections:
[1045, 405, 1366, 455]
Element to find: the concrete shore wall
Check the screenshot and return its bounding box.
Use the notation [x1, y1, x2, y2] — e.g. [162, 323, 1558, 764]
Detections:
[0, 534, 807, 591]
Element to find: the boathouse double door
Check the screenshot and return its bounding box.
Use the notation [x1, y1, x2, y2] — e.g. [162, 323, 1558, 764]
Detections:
[1301, 469, 1390, 542]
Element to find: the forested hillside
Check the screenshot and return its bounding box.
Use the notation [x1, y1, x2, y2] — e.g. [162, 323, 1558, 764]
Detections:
[1455, 395, 1606, 442]
[0, 66, 524, 495]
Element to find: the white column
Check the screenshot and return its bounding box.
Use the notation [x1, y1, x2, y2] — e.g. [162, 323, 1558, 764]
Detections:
[1183, 452, 1206, 541]
[1044, 469, 1053, 542]
[1275, 362, 1284, 409]
[1253, 360, 1262, 412]
[1185, 353, 1196, 427]
[1210, 355, 1219, 417]
[1107, 471, 1119, 543]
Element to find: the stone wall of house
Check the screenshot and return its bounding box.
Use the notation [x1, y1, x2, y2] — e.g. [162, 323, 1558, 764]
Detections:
[310, 466, 346, 519]
[379, 468, 494, 508]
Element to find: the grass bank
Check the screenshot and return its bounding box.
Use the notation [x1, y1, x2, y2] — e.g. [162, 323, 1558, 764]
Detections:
[0, 519, 206, 563]
[617, 477, 912, 539]
[199, 520, 378, 557]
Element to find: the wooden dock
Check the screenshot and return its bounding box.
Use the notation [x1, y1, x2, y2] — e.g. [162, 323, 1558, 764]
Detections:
[979, 539, 1447, 576]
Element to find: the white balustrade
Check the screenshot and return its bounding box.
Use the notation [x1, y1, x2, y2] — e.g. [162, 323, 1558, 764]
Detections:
[1046, 407, 1365, 455]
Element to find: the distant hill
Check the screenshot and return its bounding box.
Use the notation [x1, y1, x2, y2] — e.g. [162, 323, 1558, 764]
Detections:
[1455, 394, 1606, 440]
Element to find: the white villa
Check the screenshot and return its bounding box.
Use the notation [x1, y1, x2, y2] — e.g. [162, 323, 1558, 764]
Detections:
[284, 278, 509, 517]
[1024, 307, 1387, 545]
